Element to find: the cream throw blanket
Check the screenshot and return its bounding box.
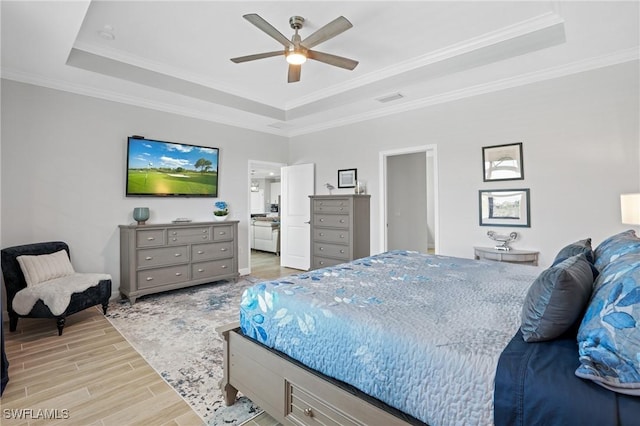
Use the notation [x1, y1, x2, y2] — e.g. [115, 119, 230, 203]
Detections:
[12, 273, 111, 316]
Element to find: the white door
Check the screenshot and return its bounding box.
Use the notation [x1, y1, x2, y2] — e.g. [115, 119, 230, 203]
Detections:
[281, 163, 315, 270]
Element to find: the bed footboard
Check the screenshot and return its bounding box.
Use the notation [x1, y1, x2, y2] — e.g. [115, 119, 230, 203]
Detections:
[217, 322, 415, 426]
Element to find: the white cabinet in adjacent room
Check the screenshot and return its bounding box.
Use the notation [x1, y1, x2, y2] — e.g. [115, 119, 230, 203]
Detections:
[251, 189, 265, 214]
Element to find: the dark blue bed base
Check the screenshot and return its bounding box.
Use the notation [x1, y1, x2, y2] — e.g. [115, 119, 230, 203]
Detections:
[494, 330, 640, 426]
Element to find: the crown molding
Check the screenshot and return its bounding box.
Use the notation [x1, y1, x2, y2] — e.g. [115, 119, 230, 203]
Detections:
[285, 11, 565, 110]
[286, 48, 639, 137]
[2, 47, 637, 139]
[72, 41, 281, 109]
[0, 68, 287, 137]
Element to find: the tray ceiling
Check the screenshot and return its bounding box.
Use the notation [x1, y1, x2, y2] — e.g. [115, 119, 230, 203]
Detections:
[2, 1, 638, 136]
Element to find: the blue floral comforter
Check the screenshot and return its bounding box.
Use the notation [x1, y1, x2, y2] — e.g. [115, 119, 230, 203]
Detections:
[240, 251, 539, 426]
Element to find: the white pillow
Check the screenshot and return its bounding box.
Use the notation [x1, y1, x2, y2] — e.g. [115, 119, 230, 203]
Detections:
[17, 249, 75, 287]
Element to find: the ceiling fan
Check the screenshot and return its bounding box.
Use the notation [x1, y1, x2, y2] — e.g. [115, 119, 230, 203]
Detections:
[230, 14, 359, 83]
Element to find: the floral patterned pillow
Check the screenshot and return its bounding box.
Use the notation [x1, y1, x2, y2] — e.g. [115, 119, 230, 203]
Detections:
[593, 230, 640, 271]
[575, 254, 640, 395]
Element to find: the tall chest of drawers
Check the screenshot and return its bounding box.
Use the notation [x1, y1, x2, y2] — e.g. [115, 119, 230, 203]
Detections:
[119, 221, 239, 303]
[310, 195, 370, 270]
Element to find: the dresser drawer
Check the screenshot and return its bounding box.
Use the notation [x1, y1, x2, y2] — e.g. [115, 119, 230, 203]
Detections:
[313, 243, 349, 260]
[167, 226, 211, 244]
[314, 228, 349, 244]
[312, 256, 344, 269]
[137, 265, 189, 289]
[313, 214, 349, 229]
[191, 242, 233, 261]
[212, 225, 234, 241]
[313, 199, 351, 213]
[136, 229, 165, 248]
[191, 259, 234, 279]
[137, 246, 188, 268]
[286, 382, 360, 426]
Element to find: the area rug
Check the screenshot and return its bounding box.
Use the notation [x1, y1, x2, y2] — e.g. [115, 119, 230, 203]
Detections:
[105, 278, 262, 425]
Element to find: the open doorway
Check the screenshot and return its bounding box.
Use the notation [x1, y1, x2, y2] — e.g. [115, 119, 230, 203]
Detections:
[247, 160, 293, 279]
[379, 145, 439, 254]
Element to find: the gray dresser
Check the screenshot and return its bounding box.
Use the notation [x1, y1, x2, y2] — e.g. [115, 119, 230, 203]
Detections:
[119, 221, 239, 303]
[310, 195, 370, 270]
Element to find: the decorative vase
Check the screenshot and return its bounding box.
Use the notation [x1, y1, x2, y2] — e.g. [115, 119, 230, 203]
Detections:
[133, 207, 150, 225]
[213, 214, 228, 222]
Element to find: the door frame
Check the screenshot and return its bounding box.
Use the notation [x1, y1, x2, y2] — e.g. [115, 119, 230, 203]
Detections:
[378, 145, 439, 254]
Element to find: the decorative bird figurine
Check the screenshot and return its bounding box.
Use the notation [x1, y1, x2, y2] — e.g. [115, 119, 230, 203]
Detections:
[325, 183, 335, 194]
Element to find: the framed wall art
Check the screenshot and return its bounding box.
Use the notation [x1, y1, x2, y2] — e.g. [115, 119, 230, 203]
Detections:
[479, 188, 530, 227]
[482, 142, 524, 182]
[338, 168, 357, 188]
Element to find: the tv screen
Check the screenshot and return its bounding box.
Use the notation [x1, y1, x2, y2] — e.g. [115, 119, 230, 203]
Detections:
[126, 136, 219, 197]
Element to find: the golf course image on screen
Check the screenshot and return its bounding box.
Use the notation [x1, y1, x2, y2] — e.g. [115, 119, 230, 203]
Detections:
[126, 137, 219, 197]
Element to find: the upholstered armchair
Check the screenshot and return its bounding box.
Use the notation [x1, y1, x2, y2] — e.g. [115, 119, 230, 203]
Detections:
[1, 241, 112, 336]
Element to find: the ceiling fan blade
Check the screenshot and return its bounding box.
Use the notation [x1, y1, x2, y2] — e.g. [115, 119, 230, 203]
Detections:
[307, 50, 359, 70]
[230, 50, 283, 63]
[243, 14, 292, 48]
[288, 64, 301, 83]
[301, 16, 353, 49]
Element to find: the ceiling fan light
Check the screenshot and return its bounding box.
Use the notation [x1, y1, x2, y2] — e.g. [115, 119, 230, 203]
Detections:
[286, 51, 307, 65]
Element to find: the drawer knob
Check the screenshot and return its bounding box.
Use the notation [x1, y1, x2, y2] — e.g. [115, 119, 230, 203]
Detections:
[174, 253, 181, 257]
[319, 218, 324, 222]
[172, 231, 177, 235]
[340, 207, 344, 211]
[175, 272, 182, 276]
[197, 250, 204, 254]
[220, 248, 227, 252]
[319, 247, 324, 251]
[339, 219, 345, 223]
[202, 235, 207, 239]
[146, 277, 153, 281]
[319, 261, 324, 265]
[202, 230, 207, 233]
[340, 249, 345, 253]
[145, 256, 153, 260]
[147, 237, 155, 241]
[221, 265, 227, 269]
[172, 238, 177, 241]
[304, 408, 313, 417]
[197, 268, 204, 272]
[319, 232, 324, 236]
[340, 234, 345, 238]
[219, 231, 226, 235]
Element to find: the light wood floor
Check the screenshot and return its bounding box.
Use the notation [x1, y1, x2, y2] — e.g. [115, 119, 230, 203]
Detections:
[250, 250, 299, 280]
[2, 257, 297, 426]
[2, 307, 202, 426]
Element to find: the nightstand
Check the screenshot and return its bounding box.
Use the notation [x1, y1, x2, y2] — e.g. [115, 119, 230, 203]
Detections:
[474, 246, 539, 266]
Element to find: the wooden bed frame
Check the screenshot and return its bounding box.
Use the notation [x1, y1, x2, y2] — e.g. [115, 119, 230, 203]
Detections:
[217, 322, 417, 426]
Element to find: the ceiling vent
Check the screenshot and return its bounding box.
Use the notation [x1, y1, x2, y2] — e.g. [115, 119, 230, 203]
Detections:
[376, 93, 404, 103]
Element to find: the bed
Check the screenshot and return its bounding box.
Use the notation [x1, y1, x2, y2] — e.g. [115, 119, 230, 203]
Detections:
[218, 232, 640, 425]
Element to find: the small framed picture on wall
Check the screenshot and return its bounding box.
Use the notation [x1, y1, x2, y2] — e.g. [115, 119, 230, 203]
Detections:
[482, 142, 524, 182]
[338, 169, 357, 188]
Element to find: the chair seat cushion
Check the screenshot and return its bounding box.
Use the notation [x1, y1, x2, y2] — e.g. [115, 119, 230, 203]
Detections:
[12, 273, 111, 316]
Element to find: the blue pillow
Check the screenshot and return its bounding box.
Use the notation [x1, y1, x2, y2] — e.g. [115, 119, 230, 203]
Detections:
[593, 230, 640, 271]
[576, 254, 640, 395]
[553, 238, 594, 265]
[520, 254, 595, 342]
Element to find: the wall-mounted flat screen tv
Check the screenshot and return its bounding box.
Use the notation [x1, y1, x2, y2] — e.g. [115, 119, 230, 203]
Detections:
[126, 136, 219, 197]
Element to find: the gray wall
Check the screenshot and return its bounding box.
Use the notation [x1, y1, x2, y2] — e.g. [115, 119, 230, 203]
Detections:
[1, 60, 638, 312]
[1, 80, 289, 301]
[289, 61, 640, 266]
[387, 152, 429, 252]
